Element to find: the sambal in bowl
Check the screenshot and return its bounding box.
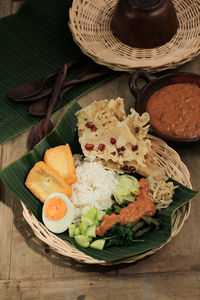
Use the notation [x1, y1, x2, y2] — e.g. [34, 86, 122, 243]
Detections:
[129, 70, 200, 143]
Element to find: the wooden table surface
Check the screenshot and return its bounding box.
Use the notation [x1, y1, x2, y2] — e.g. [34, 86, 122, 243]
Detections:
[0, 1, 200, 299]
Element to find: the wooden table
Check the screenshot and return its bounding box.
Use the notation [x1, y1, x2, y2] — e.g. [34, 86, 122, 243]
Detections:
[0, 1, 200, 299]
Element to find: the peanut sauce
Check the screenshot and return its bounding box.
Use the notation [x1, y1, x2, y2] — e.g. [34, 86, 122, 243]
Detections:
[146, 83, 200, 139]
[96, 178, 156, 236]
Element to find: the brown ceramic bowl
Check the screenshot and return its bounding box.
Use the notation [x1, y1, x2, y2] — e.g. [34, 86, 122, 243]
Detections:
[129, 70, 200, 143]
[111, 0, 179, 49]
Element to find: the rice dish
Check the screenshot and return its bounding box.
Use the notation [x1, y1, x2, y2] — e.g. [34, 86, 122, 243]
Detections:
[70, 156, 119, 219]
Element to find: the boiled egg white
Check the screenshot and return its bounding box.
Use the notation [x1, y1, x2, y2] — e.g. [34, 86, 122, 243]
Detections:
[42, 192, 75, 233]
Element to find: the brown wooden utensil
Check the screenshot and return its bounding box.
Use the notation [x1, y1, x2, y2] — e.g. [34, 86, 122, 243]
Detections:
[27, 64, 67, 151]
[28, 67, 114, 116]
[8, 69, 59, 99]
[28, 84, 75, 116]
[9, 57, 85, 102]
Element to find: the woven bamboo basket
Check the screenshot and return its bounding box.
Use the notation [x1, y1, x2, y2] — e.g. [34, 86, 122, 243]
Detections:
[69, 0, 200, 72]
[21, 134, 192, 265]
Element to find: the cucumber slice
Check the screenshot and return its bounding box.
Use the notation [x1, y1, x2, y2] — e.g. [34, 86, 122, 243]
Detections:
[79, 222, 88, 235]
[96, 210, 105, 221]
[86, 224, 96, 238]
[90, 239, 105, 250]
[74, 226, 80, 236]
[85, 208, 97, 222]
[81, 215, 94, 226]
[75, 235, 90, 248]
[69, 224, 76, 237]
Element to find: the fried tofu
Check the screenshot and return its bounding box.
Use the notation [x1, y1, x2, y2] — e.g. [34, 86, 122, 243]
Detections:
[44, 144, 77, 185]
[25, 161, 72, 203]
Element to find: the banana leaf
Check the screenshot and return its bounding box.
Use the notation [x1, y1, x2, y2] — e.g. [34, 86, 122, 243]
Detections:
[0, 102, 198, 262]
[0, 0, 116, 145]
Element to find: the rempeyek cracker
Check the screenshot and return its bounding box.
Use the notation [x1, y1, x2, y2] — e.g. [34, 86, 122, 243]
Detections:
[76, 97, 163, 177]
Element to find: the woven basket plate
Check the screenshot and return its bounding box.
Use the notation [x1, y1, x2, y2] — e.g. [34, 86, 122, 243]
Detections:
[69, 0, 200, 72]
[21, 134, 192, 265]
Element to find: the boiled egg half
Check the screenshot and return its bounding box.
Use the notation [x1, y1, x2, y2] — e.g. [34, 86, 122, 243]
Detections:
[42, 192, 75, 233]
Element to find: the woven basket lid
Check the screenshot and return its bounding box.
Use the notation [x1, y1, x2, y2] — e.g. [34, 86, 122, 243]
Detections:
[69, 0, 200, 72]
[21, 134, 192, 265]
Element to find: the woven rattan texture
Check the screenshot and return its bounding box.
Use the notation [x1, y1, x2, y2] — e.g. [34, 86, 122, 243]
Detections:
[69, 0, 200, 72]
[21, 135, 192, 265]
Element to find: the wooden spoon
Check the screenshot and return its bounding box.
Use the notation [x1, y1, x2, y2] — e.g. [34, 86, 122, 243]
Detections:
[8, 69, 58, 99]
[9, 57, 85, 101]
[28, 68, 114, 116]
[27, 64, 68, 151]
[28, 85, 75, 116]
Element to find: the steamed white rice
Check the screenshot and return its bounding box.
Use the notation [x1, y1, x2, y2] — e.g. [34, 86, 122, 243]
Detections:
[70, 156, 119, 219]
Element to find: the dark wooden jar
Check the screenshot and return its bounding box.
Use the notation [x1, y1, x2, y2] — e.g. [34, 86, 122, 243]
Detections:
[111, 0, 179, 49]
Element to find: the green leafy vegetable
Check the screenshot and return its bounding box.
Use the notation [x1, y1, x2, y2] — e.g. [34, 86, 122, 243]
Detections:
[101, 214, 162, 248]
[112, 175, 138, 205]
[104, 223, 144, 248]
[104, 208, 113, 216]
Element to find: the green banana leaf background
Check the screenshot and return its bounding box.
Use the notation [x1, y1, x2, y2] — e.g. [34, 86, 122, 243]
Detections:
[0, 0, 116, 145]
[0, 102, 198, 262]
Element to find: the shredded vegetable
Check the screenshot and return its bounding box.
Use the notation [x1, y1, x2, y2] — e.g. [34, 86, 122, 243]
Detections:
[150, 180, 178, 210]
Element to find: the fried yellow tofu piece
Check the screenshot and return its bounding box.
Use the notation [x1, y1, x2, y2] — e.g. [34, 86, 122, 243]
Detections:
[44, 144, 77, 185]
[25, 161, 72, 203]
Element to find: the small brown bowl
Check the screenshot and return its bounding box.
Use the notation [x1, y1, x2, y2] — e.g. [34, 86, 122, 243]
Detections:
[129, 70, 200, 143]
[111, 0, 179, 49]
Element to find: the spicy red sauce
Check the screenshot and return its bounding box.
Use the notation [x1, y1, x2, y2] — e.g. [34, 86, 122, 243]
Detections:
[96, 178, 156, 236]
[146, 83, 200, 139]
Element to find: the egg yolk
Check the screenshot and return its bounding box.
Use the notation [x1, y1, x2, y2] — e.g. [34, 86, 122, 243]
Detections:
[44, 196, 67, 220]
